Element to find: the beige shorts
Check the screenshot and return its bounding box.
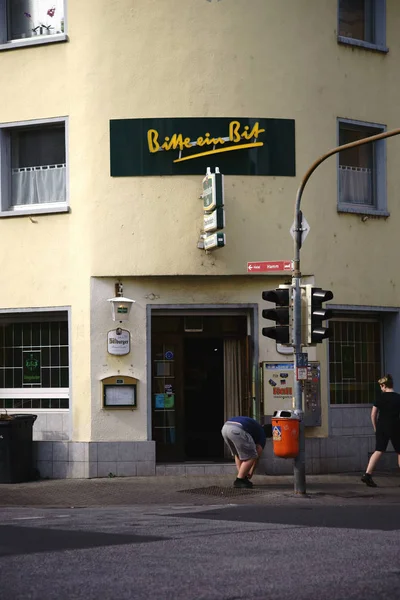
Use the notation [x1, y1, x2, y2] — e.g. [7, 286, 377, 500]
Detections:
[221, 421, 257, 461]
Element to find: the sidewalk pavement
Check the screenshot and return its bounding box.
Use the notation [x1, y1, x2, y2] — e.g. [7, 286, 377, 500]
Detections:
[0, 472, 399, 508]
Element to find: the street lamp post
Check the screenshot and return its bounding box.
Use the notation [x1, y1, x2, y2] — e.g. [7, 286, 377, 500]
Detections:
[292, 127, 400, 495]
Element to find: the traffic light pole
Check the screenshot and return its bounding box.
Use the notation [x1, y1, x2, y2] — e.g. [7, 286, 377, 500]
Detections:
[292, 127, 400, 495]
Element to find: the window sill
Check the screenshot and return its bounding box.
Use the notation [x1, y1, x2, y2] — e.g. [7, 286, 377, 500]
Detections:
[0, 205, 70, 218]
[337, 204, 389, 218]
[4, 408, 69, 412]
[0, 33, 68, 52]
[337, 36, 389, 54]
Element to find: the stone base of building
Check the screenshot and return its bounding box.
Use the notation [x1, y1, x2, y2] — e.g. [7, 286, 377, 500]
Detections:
[155, 463, 238, 477]
[259, 435, 398, 475]
[33, 435, 398, 479]
[33, 441, 156, 479]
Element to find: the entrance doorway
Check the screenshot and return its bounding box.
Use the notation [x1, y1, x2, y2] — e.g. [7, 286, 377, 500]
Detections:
[151, 314, 253, 463]
[183, 337, 224, 460]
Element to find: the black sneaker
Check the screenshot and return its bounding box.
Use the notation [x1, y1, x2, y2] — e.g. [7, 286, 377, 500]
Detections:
[361, 473, 378, 488]
[233, 477, 253, 489]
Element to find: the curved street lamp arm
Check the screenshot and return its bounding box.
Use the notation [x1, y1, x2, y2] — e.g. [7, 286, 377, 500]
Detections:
[294, 127, 400, 275]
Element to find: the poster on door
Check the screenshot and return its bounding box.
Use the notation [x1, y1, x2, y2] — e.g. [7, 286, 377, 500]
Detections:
[154, 384, 175, 409]
[23, 351, 41, 385]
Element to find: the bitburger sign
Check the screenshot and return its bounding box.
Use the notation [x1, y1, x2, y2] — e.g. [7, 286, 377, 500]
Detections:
[107, 329, 130, 356]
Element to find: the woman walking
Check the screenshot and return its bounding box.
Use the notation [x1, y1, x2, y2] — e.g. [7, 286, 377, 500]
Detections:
[361, 374, 400, 488]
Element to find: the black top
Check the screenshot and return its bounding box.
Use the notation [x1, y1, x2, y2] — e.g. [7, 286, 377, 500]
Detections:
[374, 392, 400, 428]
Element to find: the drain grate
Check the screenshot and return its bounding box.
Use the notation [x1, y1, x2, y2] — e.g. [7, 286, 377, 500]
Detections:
[178, 485, 265, 498]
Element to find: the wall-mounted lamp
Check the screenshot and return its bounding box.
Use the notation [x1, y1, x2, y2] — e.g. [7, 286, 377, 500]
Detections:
[107, 282, 135, 322]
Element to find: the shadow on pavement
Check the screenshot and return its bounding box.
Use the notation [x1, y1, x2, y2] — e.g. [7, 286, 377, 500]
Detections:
[173, 504, 400, 531]
[0, 524, 167, 557]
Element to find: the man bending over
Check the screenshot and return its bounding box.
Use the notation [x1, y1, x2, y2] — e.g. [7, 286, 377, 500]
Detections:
[221, 416, 267, 489]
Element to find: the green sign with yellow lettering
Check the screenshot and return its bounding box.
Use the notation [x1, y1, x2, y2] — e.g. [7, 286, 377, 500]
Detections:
[110, 117, 295, 177]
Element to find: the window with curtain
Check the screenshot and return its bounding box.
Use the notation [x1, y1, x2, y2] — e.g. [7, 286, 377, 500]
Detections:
[0, 118, 67, 213]
[338, 119, 386, 214]
[10, 123, 66, 207]
[6, 0, 65, 41]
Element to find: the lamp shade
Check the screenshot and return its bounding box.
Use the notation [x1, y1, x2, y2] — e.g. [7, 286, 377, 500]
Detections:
[107, 296, 135, 321]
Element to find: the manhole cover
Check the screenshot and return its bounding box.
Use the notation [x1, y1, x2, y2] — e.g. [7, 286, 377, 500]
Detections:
[178, 486, 264, 498]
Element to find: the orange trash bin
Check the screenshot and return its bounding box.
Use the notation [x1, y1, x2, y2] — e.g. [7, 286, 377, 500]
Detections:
[272, 410, 300, 458]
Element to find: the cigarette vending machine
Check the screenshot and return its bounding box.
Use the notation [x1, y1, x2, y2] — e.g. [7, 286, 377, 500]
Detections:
[261, 362, 321, 427]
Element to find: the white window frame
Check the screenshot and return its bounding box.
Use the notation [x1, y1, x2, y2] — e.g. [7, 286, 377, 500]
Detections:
[0, 116, 69, 217]
[0, 306, 71, 413]
[337, 117, 388, 217]
[337, 0, 389, 53]
[337, 0, 388, 53]
[328, 316, 383, 406]
[327, 304, 400, 409]
[0, 0, 68, 51]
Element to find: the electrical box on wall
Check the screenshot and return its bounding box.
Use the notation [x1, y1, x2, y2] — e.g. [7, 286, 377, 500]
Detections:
[261, 361, 321, 427]
[101, 375, 138, 410]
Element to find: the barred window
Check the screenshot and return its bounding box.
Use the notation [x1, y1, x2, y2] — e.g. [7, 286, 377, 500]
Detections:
[0, 313, 69, 410]
[329, 319, 381, 405]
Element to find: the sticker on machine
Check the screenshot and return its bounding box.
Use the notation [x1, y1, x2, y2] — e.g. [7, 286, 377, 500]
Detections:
[272, 426, 282, 442]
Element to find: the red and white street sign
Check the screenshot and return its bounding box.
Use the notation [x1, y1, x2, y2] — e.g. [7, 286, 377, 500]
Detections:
[247, 260, 293, 273]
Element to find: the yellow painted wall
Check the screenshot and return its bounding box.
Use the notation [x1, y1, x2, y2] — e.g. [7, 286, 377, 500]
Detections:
[1, 1, 400, 440]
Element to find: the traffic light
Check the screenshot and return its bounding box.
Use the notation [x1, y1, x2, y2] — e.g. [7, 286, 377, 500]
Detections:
[261, 286, 292, 345]
[305, 287, 334, 344]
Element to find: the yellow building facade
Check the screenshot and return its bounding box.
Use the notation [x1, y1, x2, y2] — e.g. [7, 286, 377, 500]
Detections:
[0, 0, 399, 477]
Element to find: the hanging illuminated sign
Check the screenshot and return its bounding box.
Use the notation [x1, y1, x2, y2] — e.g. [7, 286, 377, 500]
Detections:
[200, 167, 226, 251]
[202, 170, 224, 212]
[110, 117, 295, 177]
[203, 208, 225, 232]
[204, 231, 226, 250]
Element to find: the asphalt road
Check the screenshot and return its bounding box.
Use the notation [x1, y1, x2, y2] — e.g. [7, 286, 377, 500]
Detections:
[0, 503, 399, 600]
